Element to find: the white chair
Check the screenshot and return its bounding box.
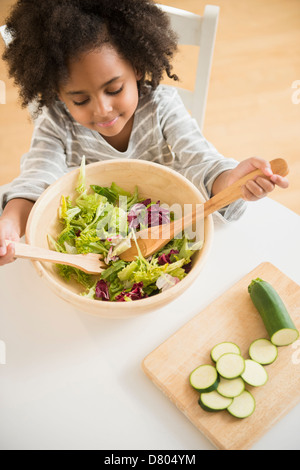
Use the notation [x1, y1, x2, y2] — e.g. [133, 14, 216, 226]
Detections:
[0, 25, 11, 46]
[158, 4, 219, 130]
[1, 4, 219, 129]
[1, 25, 39, 116]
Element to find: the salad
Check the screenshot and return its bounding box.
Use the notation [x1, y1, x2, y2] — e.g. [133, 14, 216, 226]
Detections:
[48, 158, 203, 302]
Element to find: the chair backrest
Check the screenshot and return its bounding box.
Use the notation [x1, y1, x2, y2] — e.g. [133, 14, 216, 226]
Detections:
[157, 4, 219, 130]
[0, 25, 11, 46]
[1, 4, 219, 129]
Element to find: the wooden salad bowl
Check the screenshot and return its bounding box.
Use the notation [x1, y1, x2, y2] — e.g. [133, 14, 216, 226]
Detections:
[26, 159, 214, 318]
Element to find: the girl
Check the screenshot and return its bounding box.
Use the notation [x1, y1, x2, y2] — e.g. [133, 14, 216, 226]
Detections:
[0, 0, 288, 266]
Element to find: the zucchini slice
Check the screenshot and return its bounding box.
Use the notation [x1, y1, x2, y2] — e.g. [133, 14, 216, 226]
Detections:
[249, 338, 278, 365]
[248, 278, 299, 346]
[199, 390, 233, 412]
[217, 376, 245, 398]
[210, 342, 241, 362]
[241, 359, 268, 387]
[227, 390, 256, 419]
[189, 364, 219, 392]
[216, 352, 245, 379]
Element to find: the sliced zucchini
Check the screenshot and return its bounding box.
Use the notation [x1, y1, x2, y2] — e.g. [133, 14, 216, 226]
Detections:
[217, 376, 245, 398]
[272, 329, 299, 347]
[199, 390, 233, 412]
[216, 352, 245, 379]
[241, 359, 268, 387]
[189, 364, 219, 392]
[210, 342, 241, 362]
[248, 278, 299, 346]
[227, 390, 256, 419]
[249, 338, 278, 365]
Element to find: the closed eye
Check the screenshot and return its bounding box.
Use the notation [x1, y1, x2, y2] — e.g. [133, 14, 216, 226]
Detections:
[73, 98, 90, 106]
[107, 85, 124, 96]
[72, 85, 124, 105]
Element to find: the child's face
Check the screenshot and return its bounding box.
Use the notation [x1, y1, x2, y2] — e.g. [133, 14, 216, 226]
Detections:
[59, 45, 141, 148]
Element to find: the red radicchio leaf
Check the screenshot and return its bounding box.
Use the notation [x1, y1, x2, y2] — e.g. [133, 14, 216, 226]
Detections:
[128, 200, 170, 231]
[115, 282, 147, 302]
[157, 249, 179, 265]
[141, 198, 151, 206]
[183, 261, 192, 273]
[95, 279, 110, 301]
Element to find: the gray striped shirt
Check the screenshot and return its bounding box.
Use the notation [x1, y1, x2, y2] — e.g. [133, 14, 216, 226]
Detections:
[1, 85, 246, 221]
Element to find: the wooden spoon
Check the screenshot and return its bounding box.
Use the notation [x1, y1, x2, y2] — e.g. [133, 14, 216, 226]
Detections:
[119, 158, 289, 262]
[5, 240, 107, 274]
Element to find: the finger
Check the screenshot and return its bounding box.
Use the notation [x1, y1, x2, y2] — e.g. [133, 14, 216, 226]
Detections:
[244, 180, 266, 199]
[0, 243, 7, 256]
[248, 157, 273, 177]
[255, 176, 275, 194]
[270, 174, 289, 188]
[0, 244, 15, 265]
[5, 243, 15, 260]
[0, 237, 8, 256]
[241, 185, 259, 202]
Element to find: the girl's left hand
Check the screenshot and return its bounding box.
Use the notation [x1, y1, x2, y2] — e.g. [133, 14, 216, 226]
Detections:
[227, 157, 289, 201]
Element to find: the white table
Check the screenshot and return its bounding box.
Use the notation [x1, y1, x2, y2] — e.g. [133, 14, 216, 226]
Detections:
[0, 197, 299, 450]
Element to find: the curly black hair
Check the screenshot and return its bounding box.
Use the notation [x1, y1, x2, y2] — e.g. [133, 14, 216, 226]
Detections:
[2, 0, 179, 113]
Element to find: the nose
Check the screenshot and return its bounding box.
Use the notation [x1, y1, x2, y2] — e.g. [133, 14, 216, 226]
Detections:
[93, 94, 113, 117]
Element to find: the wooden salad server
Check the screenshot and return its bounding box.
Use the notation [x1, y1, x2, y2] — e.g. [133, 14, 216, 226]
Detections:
[119, 158, 289, 262]
[5, 240, 106, 274]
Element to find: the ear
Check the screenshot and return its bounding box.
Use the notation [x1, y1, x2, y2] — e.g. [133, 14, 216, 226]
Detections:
[57, 92, 64, 103]
[134, 68, 143, 81]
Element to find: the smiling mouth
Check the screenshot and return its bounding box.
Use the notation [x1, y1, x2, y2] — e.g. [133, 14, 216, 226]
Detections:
[95, 116, 119, 128]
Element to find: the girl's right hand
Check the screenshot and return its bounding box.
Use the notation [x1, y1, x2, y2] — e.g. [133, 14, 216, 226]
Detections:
[0, 217, 20, 266]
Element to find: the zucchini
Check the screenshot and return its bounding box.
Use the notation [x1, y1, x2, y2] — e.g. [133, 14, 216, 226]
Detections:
[210, 341, 241, 362]
[198, 390, 233, 412]
[248, 278, 299, 346]
[189, 364, 219, 393]
[217, 376, 245, 398]
[216, 352, 245, 379]
[227, 390, 256, 419]
[249, 338, 278, 365]
[241, 359, 268, 387]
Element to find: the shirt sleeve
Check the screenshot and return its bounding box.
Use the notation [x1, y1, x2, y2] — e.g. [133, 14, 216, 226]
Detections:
[155, 86, 247, 222]
[0, 104, 70, 210]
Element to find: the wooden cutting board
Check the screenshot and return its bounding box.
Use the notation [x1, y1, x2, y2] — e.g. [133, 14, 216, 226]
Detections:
[142, 262, 300, 450]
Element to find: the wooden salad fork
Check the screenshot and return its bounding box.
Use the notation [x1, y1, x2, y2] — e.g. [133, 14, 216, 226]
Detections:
[5, 240, 106, 274]
[119, 158, 289, 262]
